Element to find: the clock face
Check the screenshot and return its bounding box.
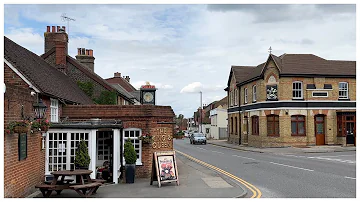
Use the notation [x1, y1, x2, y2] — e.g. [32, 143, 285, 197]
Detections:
[143, 92, 154, 102]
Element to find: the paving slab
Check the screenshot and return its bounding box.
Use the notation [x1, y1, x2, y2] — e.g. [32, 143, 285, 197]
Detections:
[31, 153, 246, 198]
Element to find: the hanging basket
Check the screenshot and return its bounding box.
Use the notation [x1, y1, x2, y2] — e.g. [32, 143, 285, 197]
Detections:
[14, 126, 28, 133]
[142, 138, 154, 145]
[41, 126, 49, 132]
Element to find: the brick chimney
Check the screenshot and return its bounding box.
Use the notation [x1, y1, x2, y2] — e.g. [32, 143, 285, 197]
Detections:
[75, 48, 95, 72]
[44, 26, 68, 73]
[114, 72, 121, 77]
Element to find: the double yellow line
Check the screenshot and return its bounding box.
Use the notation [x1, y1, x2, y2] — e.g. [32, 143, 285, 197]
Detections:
[176, 150, 262, 198]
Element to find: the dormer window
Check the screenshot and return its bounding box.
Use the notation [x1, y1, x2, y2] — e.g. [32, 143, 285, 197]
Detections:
[292, 81, 303, 99]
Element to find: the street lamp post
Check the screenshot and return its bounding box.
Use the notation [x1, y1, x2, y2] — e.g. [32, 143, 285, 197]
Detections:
[200, 91, 202, 133]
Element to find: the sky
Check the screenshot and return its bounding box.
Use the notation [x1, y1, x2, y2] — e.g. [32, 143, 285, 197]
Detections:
[4, 4, 356, 118]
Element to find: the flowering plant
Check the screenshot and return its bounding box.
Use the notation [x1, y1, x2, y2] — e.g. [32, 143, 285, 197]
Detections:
[7, 120, 30, 134]
[139, 133, 153, 144]
[31, 118, 51, 133]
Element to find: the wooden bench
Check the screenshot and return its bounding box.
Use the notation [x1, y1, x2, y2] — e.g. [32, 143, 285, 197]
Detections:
[44, 179, 75, 195]
[35, 184, 56, 197]
[69, 183, 101, 198]
[91, 179, 106, 194]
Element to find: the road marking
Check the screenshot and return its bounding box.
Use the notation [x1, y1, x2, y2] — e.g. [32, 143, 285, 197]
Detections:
[232, 155, 256, 160]
[196, 147, 207, 151]
[282, 154, 307, 158]
[344, 176, 356, 180]
[176, 150, 262, 198]
[308, 157, 356, 164]
[211, 144, 250, 152]
[316, 154, 355, 158]
[212, 151, 224, 154]
[269, 162, 314, 172]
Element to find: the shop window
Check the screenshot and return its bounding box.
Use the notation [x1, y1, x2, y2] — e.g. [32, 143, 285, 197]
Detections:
[292, 81, 303, 99]
[291, 115, 306, 136]
[46, 132, 89, 173]
[339, 82, 349, 99]
[123, 128, 142, 165]
[267, 115, 279, 136]
[252, 116, 259, 135]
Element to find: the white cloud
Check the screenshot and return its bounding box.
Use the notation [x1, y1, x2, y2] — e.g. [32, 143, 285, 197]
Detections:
[4, 4, 355, 117]
[180, 82, 203, 93]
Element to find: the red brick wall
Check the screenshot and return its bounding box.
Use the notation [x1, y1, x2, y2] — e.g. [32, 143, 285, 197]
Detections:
[61, 105, 175, 178]
[4, 67, 46, 197]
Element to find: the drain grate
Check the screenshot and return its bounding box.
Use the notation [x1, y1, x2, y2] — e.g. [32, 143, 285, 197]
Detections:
[243, 162, 259, 164]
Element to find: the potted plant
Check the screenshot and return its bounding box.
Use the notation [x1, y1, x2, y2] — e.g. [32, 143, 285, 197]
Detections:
[7, 120, 30, 134]
[74, 139, 91, 170]
[124, 139, 137, 183]
[139, 132, 153, 144]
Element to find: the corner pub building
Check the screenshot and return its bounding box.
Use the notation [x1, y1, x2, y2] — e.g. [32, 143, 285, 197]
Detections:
[226, 53, 356, 147]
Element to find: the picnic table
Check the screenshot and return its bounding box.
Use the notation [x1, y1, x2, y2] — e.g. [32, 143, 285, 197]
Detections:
[36, 170, 105, 198]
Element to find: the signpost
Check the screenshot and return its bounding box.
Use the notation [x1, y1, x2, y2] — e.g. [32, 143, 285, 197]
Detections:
[150, 151, 180, 188]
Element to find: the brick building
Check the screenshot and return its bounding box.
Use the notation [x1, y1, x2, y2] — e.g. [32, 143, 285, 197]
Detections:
[4, 27, 175, 197]
[4, 36, 93, 197]
[226, 53, 356, 147]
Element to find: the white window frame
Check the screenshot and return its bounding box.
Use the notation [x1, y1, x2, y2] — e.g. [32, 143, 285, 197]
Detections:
[292, 81, 303, 99]
[45, 130, 91, 176]
[244, 88, 248, 104]
[122, 128, 142, 165]
[339, 82, 349, 99]
[312, 91, 328, 98]
[50, 98, 59, 123]
[253, 85, 257, 102]
[234, 89, 238, 106]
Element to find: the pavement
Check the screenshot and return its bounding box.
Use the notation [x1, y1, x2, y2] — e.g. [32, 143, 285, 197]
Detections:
[31, 153, 246, 198]
[208, 139, 356, 154]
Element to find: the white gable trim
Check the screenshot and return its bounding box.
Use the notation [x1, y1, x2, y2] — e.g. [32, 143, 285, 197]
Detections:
[4, 58, 41, 93]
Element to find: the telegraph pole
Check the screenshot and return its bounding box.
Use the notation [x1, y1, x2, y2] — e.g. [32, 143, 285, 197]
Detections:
[200, 91, 202, 133]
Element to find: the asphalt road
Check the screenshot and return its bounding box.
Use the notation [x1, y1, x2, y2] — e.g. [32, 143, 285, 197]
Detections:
[174, 139, 356, 198]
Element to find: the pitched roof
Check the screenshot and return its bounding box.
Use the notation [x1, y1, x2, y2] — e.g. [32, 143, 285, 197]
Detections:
[110, 84, 135, 103]
[130, 91, 141, 102]
[105, 77, 137, 92]
[4, 36, 93, 105]
[231, 54, 355, 86]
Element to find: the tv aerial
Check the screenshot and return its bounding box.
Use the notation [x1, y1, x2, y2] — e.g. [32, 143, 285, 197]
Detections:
[61, 13, 75, 35]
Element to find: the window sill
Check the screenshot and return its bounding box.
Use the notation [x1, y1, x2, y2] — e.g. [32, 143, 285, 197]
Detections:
[338, 98, 350, 101]
[252, 100, 257, 103]
[291, 134, 306, 137]
[267, 135, 280, 137]
[292, 98, 304, 101]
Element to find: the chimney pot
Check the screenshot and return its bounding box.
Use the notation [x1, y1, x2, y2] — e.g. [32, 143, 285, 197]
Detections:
[86, 49, 89, 55]
[52, 26, 55, 32]
[57, 26, 60, 32]
[77, 48, 81, 55]
[89, 50, 93, 56]
[47, 26, 50, 32]
[81, 48, 85, 55]
[62, 26, 66, 32]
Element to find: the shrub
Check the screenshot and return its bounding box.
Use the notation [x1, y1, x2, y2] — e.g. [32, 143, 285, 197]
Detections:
[74, 139, 91, 168]
[124, 139, 137, 164]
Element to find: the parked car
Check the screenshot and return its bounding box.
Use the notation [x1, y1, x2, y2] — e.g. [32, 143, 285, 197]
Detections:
[190, 133, 207, 145]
